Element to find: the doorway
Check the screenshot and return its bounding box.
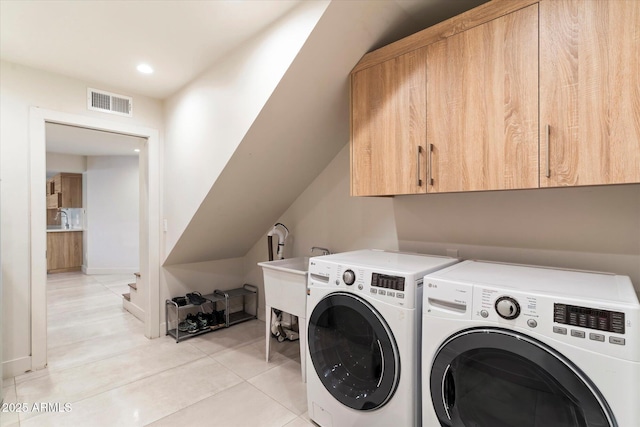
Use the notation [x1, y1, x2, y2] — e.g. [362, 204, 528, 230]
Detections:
[46, 123, 143, 276]
[29, 107, 161, 371]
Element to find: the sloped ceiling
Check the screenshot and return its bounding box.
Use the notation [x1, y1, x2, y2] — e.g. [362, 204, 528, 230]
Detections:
[0, 0, 487, 100]
[0, 0, 303, 99]
[164, 0, 488, 265]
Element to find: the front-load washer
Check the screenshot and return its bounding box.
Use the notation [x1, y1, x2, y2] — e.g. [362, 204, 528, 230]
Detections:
[422, 260, 640, 427]
[306, 249, 459, 427]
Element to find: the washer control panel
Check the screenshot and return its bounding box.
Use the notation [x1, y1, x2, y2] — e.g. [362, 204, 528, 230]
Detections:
[308, 259, 418, 309]
[495, 296, 521, 320]
[342, 269, 356, 286]
[553, 303, 625, 334]
[371, 273, 405, 292]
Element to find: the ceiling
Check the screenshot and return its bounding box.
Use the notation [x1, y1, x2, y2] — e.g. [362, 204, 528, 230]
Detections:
[46, 122, 145, 156]
[0, 0, 303, 99]
[1, 0, 488, 101]
[3, 0, 486, 156]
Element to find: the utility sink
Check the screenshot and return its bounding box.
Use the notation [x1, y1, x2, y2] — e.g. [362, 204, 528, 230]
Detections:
[258, 256, 310, 382]
[259, 256, 309, 275]
[258, 257, 308, 318]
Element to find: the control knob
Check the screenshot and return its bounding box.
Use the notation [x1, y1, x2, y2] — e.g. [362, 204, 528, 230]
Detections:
[495, 296, 520, 320]
[343, 269, 356, 286]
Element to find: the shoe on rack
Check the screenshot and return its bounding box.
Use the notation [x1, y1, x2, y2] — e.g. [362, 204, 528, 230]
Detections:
[178, 321, 189, 332]
[217, 310, 226, 325]
[185, 314, 199, 333]
[208, 311, 218, 326]
[186, 292, 207, 305]
[201, 312, 215, 327]
[196, 312, 209, 330]
[172, 296, 188, 307]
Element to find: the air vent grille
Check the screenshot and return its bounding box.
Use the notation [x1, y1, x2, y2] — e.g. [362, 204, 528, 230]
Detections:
[87, 88, 133, 117]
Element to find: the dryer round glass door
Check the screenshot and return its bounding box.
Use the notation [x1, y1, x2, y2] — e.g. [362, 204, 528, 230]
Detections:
[429, 328, 615, 427]
[307, 292, 399, 411]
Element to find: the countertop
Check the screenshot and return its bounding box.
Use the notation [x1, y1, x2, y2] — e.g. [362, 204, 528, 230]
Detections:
[46, 227, 84, 233]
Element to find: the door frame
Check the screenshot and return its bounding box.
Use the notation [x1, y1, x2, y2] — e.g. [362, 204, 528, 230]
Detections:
[29, 107, 161, 370]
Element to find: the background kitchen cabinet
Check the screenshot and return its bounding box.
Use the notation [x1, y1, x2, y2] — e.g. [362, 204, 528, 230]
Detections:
[47, 173, 82, 209]
[426, 4, 539, 192]
[47, 231, 83, 273]
[351, 48, 427, 196]
[540, 0, 640, 187]
[46, 193, 61, 209]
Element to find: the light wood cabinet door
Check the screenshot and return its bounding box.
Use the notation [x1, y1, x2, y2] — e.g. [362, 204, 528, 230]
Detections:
[47, 231, 83, 272]
[61, 174, 82, 208]
[540, 0, 640, 187]
[351, 48, 427, 196]
[426, 4, 539, 193]
[47, 173, 82, 210]
[47, 193, 61, 209]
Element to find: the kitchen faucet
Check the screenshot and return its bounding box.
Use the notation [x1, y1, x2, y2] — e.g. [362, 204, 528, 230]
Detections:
[311, 246, 331, 256]
[59, 210, 69, 229]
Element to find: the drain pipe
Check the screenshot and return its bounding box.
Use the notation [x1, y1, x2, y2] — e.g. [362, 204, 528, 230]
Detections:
[267, 223, 289, 261]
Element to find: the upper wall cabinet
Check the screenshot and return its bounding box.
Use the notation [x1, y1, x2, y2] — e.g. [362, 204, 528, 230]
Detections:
[350, 0, 639, 196]
[47, 173, 83, 209]
[426, 4, 539, 192]
[540, 0, 640, 187]
[351, 48, 427, 196]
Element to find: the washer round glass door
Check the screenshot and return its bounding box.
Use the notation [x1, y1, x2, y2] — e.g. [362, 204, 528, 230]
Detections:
[308, 292, 399, 411]
[430, 328, 615, 427]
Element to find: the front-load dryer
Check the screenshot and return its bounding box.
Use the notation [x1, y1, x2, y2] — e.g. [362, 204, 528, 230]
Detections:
[306, 249, 459, 427]
[422, 260, 640, 427]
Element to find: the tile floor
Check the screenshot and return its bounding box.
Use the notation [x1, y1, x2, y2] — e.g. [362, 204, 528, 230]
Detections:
[2, 272, 310, 427]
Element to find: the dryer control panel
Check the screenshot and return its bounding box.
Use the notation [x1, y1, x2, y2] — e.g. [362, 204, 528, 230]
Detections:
[469, 287, 639, 362]
[423, 260, 640, 362]
[423, 282, 639, 361]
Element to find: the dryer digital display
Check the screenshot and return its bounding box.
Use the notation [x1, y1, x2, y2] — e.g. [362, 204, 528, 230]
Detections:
[554, 303, 625, 334]
[371, 273, 405, 292]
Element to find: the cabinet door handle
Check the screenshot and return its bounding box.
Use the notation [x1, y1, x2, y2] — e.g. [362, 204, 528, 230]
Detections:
[545, 124, 551, 178]
[428, 143, 434, 185]
[417, 146, 423, 187]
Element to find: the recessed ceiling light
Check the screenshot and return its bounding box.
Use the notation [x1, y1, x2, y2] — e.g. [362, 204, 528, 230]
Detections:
[134, 149, 140, 152]
[137, 64, 154, 74]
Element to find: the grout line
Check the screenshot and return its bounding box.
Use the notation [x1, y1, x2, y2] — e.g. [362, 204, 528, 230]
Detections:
[244, 382, 300, 427]
[32, 273, 305, 426]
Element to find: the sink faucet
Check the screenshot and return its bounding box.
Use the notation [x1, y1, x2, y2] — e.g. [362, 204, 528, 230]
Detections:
[59, 210, 69, 229]
[311, 246, 331, 256]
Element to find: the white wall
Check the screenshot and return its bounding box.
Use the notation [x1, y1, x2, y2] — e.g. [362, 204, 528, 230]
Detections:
[84, 156, 140, 274]
[393, 185, 640, 282]
[162, 0, 330, 260]
[244, 145, 400, 319]
[245, 145, 640, 319]
[158, 0, 330, 316]
[0, 60, 163, 378]
[46, 152, 87, 175]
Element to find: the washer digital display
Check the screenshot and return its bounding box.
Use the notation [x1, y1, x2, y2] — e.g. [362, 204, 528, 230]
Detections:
[554, 303, 625, 334]
[371, 273, 405, 292]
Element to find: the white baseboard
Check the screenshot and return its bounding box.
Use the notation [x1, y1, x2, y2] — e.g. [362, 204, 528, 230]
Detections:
[123, 298, 145, 322]
[2, 356, 32, 379]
